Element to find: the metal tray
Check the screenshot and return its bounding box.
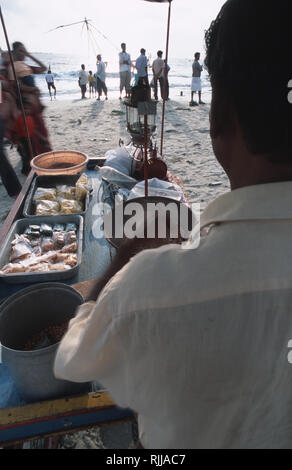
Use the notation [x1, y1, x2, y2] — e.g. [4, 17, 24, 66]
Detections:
[0, 215, 83, 284]
[23, 175, 90, 219]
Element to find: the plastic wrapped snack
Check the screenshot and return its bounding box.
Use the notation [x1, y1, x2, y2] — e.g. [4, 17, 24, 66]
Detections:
[27, 263, 50, 273]
[53, 232, 66, 248]
[41, 238, 55, 253]
[34, 187, 57, 202]
[0, 263, 26, 274]
[10, 242, 33, 262]
[60, 199, 83, 215]
[64, 231, 77, 245]
[61, 242, 78, 254]
[50, 263, 71, 272]
[65, 223, 78, 233]
[41, 224, 53, 237]
[36, 200, 60, 216]
[53, 224, 65, 233]
[75, 174, 88, 202]
[56, 185, 76, 201]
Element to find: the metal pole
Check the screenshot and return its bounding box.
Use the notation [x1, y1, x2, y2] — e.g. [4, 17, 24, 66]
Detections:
[160, 0, 172, 156]
[144, 115, 149, 197]
[0, 7, 34, 162]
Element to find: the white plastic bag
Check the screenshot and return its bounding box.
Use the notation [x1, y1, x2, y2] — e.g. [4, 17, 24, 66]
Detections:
[127, 178, 184, 201]
[104, 146, 136, 176]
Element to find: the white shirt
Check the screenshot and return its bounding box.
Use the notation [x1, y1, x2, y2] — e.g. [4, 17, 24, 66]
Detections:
[96, 61, 106, 83]
[135, 54, 148, 78]
[55, 181, 292, 449]
[79, 69, 88, 86]
[119, 52, 131, 73]
[152, 57, 164, 78]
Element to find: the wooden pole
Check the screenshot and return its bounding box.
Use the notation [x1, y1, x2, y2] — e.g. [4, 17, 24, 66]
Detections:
[160, 0, 172, 156]
[0, 7, 34, 162]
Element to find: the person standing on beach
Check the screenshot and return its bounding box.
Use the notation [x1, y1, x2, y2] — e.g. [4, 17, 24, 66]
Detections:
[0, 65, 22, 197]
[96, 55, 108, 101]
[119, 43, 131, 100]
[190, 52, 205, 106]
[152, 50, 164, 101]
[135, 48, 148, 86]
[45, 68, 57, 101]
[88, 71, 96, 99]
[78, 64, 88, 100]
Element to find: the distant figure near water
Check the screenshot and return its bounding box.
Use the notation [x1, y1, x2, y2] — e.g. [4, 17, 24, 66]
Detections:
[96, 54, 108, 101]
[119, 43, 131, 100]
[135, 48, 149, 86]
[45, 68, 56, 101]
[78, 64, 88, 100]
[88, 71, 96, 98]
[190, 52, 205, 106]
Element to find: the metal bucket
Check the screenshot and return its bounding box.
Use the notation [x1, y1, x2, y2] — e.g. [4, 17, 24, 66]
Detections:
[0, 283, 90, 403]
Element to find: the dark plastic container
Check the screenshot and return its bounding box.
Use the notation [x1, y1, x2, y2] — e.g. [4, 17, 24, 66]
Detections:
[0, 215, 83, 284]
[23, 175, 90, 219]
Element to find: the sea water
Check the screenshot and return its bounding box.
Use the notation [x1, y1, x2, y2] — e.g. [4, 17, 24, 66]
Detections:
[30, 52, 212, 103]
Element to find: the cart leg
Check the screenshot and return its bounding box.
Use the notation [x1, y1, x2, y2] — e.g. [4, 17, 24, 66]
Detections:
[44, 437, 60, 449]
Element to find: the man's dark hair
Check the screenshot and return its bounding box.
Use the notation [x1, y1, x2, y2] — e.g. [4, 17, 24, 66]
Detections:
[12, 42, 23, 51]
[141, 48, 146, 54]
[157, 51, 163, 57]
[205, 0, 292, 163]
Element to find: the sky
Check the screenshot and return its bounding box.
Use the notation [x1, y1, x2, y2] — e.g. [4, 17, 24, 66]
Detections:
[0, 0, 226, 60]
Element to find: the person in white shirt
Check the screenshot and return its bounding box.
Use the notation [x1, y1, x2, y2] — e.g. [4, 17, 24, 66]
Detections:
[55, 0, 292, 449]
[96, 54, 108, 101]
[135, 48, 148, 86]
[152, 50, 164, 101]
[78, 64, 88, 100]
[119, 43, 131, 100]
[45, 69, 56, 101]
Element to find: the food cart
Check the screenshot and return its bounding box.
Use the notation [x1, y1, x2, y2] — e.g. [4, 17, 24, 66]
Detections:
[0, 168, 135, 449]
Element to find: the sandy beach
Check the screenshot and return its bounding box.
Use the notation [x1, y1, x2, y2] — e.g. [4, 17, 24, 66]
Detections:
[0, 96, 229, 225]
[0, 96, 230, 448]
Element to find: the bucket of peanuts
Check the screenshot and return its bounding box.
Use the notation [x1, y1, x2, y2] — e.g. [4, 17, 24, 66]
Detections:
[0, 283, 91, 402]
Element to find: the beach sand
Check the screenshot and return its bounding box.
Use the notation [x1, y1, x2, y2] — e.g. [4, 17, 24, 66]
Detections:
[0, 97, 230, 448]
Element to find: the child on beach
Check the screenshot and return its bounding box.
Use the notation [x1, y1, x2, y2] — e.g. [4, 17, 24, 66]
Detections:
[88, 71, 96, 98]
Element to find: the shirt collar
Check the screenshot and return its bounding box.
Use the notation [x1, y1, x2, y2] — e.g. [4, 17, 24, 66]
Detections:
[201, 181, 292, 229]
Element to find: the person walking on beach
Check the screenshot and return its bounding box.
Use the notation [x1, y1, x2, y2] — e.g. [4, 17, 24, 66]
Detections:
[0, 64, 22, 197]
[88, 71, 96, 98]
[45, 68, 56, 101]
[152, 50, 164, 101]
[78, 64, 88, 100]
[190, 52, 204, 106]
[96, 55, 108, 101]
[119, 43, 131, 100]
[135, 48, 149, 86]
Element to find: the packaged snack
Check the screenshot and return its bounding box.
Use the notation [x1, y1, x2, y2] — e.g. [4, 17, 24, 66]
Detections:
[10, 242, 33, 262]
[65, 223, 78, 233]
[64, 231, 77, 245]
[36, 200, 60, 216]
[34, 188, 57, 202]
[60, 199, 83, 215]
[75, 174, 88, 202]
[41, 238, 55, 253]
[53, 231, 66, 247]
[56, 185, 76, 200]
[41, 224, 53, 237]
[53, 224, 65, 232]
[61, 242, 78, 254]
[0, 263, 26, 274]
